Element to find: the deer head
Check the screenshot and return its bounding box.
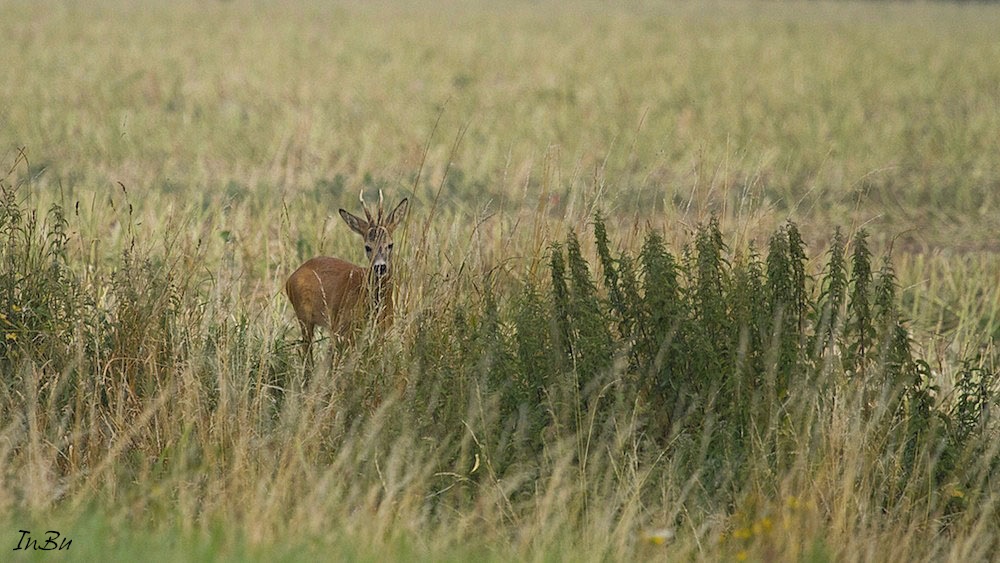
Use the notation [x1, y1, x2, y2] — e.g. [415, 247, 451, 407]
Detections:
[338, 190, 409, 282]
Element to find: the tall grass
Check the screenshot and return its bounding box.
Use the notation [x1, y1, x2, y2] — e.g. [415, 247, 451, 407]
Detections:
[3, 157, 999, 559]
[4, 0, 1000, 560]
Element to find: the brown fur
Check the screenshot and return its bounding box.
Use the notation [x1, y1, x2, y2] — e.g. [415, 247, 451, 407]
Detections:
[285, 195, 408, 356]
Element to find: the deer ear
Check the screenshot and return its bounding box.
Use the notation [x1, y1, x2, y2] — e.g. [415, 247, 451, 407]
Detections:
[385, 198, 409, 230]
[339, 209, 368, 235]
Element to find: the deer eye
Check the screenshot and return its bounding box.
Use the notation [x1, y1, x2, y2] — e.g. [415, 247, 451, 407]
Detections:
[364, 245, 372, 253]
[387, 243, 394, 251]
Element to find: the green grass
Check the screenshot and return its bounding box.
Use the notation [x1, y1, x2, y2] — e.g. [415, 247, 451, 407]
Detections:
[6, 1, 1000, 243]
[3, 0, 1000, 560]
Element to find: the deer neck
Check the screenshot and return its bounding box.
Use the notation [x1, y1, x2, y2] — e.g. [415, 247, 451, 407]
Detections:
[366, 271, 393, 313]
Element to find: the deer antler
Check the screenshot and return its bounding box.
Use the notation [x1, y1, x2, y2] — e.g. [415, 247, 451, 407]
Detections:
[359, 190, 374, 224]
[378, 189, 385, 224]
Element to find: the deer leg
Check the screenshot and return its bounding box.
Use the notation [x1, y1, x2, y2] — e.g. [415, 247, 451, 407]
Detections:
[298, 320, 315, 365]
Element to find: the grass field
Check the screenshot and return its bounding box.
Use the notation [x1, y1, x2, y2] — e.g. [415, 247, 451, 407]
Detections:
[3, 0, 1000, 560]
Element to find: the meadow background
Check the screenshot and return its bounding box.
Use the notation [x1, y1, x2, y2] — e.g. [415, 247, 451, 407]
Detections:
[3, 0, 1000, 560]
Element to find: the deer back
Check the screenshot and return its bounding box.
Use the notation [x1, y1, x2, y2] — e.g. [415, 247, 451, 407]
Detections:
[286, 256, 368, 336]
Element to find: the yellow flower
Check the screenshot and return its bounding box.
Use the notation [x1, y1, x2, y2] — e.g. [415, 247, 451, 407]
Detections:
[736, 549, 749, 561]
[950, 488, 965, 499]
[5, 332, 16, 341]
[752, 517, 773, 536]
[641, 528, 674, 545]
[733, 527, 752, 540]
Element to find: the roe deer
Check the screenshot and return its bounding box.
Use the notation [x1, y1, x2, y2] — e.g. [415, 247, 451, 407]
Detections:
[285, 191, 409, 356]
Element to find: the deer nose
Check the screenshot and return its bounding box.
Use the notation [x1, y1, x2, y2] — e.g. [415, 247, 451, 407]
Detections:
[373, 263, 388, 277]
